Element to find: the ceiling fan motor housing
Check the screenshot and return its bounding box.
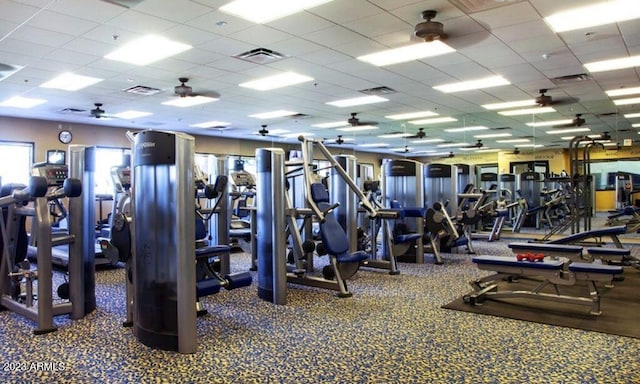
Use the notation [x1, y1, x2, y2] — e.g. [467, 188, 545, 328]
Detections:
[414, 10, 444, 42]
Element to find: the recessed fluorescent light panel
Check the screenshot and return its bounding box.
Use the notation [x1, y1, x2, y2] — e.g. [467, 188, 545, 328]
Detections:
[337, 125, 378, 132]
[632, 123, 640, 127]
[545, 0, 640, 33]
[444, 126, 488, 133]
[546, 127, 591, 134]
[281, 132, 313, 138]
[326, 95, 388, 107]
[113, 110, 152, 119]
[624, 112, 640, 118]
[474, 133, 512, 139]
[526, 119, 572, 127]
[190, 121, 231, 128]
[411, 138, 444, 144]
[498, 107, 556, 116]
[239, 72, 314, 91]
[613, 97, 640, 106]
[0, 96, 47, 108]
[519, 144, 544, 148]
[359, 143, 389, 148]
[40, 72, 103, 91]
[312, 121, 349, 128]
[104, 35, 192, 66]
[606, 86, 640, 97]
[584, 55, 640, 73]
[476, 148, 500, 153]
[249, 110, 297, 119]
[385, 111, 438, 120]
[496, 139, 530, 143]
[162, 95, 218, 107]
[482, 99, 536, 110]
[408, 117, 457, 125]
[378, 133, 412, 139]
[433, 75, 510, 93]
[219, 0, 334, 23]
[357, 41, 455, 66]
[437, 142, 468, 148]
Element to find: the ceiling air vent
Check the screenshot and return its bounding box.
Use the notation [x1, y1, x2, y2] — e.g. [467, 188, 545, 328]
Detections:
[234, 48, 285, 64]
[360, 86, 397, 95]
[551, 73, 590, 85]
[122, 85, 163, 96]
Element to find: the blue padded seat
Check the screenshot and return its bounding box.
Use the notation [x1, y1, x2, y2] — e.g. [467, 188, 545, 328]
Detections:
[586, 248, 630, 257]
[311, 183, 369, 264]
[395, 233, 422, 243]
[472, 255, 565, 270]
[196, 279, 221, 297]
[495, 209, 509, 217]
[526, 205, 545, 214]
[568, 262, 623, 275]
[508, 242, 582, 253]
[547, 225, 627, 244]
[195, 245, 231, 259]
[389, 200, 426, 218]
[229, 228, 252, 240]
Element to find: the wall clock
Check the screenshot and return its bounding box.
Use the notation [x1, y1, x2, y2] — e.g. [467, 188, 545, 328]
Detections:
[58, 130, 73, 144]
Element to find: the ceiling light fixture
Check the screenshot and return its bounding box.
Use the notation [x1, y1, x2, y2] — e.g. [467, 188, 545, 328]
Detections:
[113, 110, 152, 119]
[545, 0, 640, 33]
[444, 126, 488, 133]
[385, 111, 438, 120]
[632, 123, 640, 127]
[40, 72, 103, 91]
[605, 86, 640, 97]
[623, 112, 640, 118]
[613, 97, 640, 106]
[0, 96, 47, 108]
[411, 138, 444, 144]
[311, 121, 349, 128]
[498, 106, 556, 116]
[281, 132, 313, 138]
[546, 127, 591, 134]
[162, 95, 218, 107]
[474, 133, 512, 138]
[496, 139, 530, 143]
[326, 95, 388, 107]
[437, 142, 469, 148]
[249, 110, 297, 119]
[190, 121, 232, 128]
[104, 35, 192, 65]
[378, 133, 412, 139]
[584, 55, 640, 73]
[219, 0, 334, 23]
[408, 117, 457, 125]
[519, 144, 544, 148]
[357, 41, 455, 66]
[433, 75, 510, 93]
[337, 125, 378, 132]
[481, 99, 536, 110]
[526, 119, 573, 127]
[239, 72, 314, 91]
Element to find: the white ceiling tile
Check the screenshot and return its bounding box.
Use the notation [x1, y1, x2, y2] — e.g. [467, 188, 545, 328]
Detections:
[43, 48, 100, 66]
[344, 12, 411, 39]
[134, 0, 213, 23]
[229, 25, 293, 46]
[267, 12, 336, 36]
[5, 25, 75, 47]
[49, 0, 127, 23]
[308, 0, 383, 24]
[492, 20, 554, 43]
[303, 25, 372, 47]
[104, 10, 175, 34]
[28, 10, 99, 35]
[471, 2, 540, 29]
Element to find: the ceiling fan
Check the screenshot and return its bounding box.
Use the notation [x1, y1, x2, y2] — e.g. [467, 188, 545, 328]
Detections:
[411, 10, 490, 48]
[407, 127, 426, 139]
[438, 151, 455, 159]
[463, 139, 483, 149]
[325, 135, 355, 146]
[553, 114, 586, 128]
[174, 77, 220, 98]
[348, 112, 377, 127]
[89, 103, 114, 119]
[536, 89, 579, 107]
[505, 148, 521, 155]
[252, 124, 281, 138]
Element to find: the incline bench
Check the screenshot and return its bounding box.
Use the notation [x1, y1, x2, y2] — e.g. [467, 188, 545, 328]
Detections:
[466, 255, 623, 316]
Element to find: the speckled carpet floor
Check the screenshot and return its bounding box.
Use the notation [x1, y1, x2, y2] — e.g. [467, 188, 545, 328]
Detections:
[1, 238, 640, 383]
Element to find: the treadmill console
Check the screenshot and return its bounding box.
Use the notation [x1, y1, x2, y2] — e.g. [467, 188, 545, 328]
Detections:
[32, 163, 68, 187]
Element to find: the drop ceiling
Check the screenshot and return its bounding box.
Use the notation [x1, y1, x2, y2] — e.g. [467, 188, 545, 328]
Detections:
[0, 0, 639, 156]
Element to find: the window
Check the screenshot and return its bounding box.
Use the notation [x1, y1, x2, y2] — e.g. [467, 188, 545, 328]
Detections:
[0, 141, 33, 186]
[94, 147, 129, 195]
